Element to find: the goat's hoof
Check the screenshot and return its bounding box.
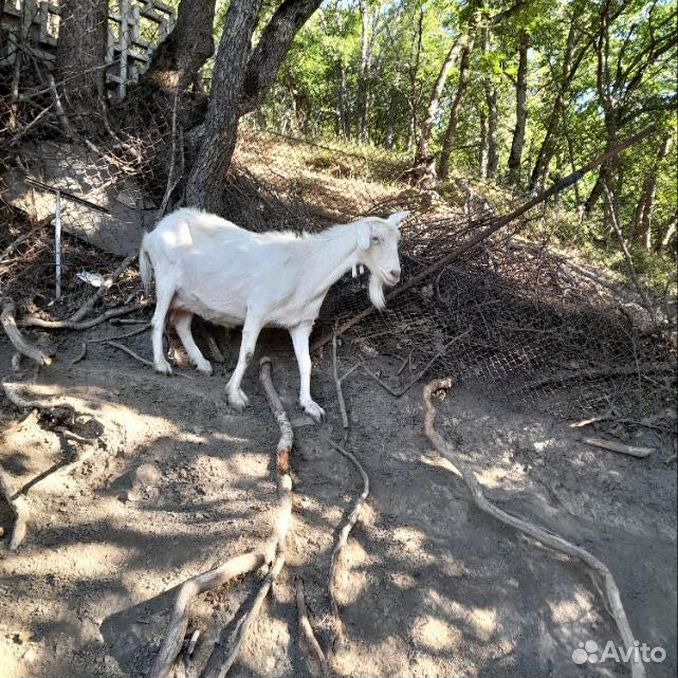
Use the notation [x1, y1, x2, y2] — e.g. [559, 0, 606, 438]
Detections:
[301, 401, 325, 424]
[227, 389, 249, 412]
[155, 360, 173, 375]
[196, 361, 213, 375]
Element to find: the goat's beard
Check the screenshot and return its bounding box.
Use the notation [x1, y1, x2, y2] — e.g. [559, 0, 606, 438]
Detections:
[368, 273, 386, 309]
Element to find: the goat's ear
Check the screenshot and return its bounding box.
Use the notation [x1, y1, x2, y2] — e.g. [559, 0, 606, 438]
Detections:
[387, 211, 410, 229]
[357, 222, 371, 250]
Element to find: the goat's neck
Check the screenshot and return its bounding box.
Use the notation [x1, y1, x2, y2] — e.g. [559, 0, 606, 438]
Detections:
[298, 225, 361, 298]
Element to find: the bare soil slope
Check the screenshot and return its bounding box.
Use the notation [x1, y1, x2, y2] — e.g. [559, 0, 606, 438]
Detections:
[1, 324, 675, 678]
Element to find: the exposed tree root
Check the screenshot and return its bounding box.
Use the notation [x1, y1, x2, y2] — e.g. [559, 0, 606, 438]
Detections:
[327, 441, 370, 646]
[423, 377, 646, 678]
[295, 576, 330, 678]
[149, 357, 294, 678]
[20, 303, 146, 330]
[1, 298, 52, 366]
[0, 463, 30, 551]
[1, 380, 73, 412]
[148, 552, 266, 678]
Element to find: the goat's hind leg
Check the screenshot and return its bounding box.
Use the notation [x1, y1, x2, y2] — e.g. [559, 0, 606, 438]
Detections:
[151, 277, 175, 374]
[173, 310, 212, 375]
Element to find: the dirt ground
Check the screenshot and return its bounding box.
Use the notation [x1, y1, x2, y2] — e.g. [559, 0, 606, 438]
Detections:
[0, 322, 676, 678]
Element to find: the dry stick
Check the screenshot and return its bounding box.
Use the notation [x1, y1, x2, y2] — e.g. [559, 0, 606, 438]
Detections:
[312, 124, 657, 352]
[582, 437, 653, 459]
[602, 183, 655, 317]
[423, 378, 646, 678]
[1, 299, 52, 366]
[295, 577, 330, 678]
[69, 253, 138, 323]
[361, 328, 471, 398]
[68, 342, 88, 368]
[332, 333, 351, 430]
[87, 323, 151, 344]
[148, 551, 265, 678]
[0, 464, 30, 551]
[205, 332, 225, 364]
[106, 341, 155, 368]
[202, 357, 294, 678]
[327, 441, 370, 645]
[20, 302, 146, 330]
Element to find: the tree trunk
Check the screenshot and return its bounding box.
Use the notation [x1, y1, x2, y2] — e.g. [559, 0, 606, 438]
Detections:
[416, 38, 462, 163]
[507, 29, 528, 185]
[184, 0, 322, 211]
[406, 7, 424, 153]
[56, 0, 108, 102]
[240, 0, 323, 114]
[338, 61, 351, 139]
[634, 134, 672, 250]
[485, 83, 498, 178]
[139, 0, 216, 97]
[438, 29, 477, 181]
[659, 214, 677, 251]
[355, 0, 380, 143]
[479, 109, 488, 179]
[185, 0, 264, 211]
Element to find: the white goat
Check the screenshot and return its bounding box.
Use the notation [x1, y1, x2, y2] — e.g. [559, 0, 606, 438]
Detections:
[139, 208, 408, 421]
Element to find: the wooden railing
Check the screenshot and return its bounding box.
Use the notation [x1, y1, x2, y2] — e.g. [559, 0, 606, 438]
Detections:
[0, 0, 176, 98]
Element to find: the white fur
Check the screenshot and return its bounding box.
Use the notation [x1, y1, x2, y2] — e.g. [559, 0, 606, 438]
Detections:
[139, 207, 408, 421]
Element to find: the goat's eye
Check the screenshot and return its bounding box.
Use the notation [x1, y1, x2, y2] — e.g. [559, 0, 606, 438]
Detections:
[371, 235, 380, 245]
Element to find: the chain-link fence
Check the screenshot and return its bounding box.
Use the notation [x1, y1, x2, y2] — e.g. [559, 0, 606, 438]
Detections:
[1, 2, 676, 444]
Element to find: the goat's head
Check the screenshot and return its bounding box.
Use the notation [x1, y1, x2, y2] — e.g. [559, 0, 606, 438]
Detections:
[355, 211, 409, 309]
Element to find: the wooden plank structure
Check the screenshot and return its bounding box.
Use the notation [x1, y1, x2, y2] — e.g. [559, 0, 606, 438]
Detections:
[0, 0, 176, 98]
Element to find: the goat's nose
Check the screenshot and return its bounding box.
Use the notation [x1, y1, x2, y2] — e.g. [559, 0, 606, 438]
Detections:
[390, 269, 401, 281]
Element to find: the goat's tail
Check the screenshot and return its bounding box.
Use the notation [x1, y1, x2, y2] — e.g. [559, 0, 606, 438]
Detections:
[139, 235, 153, 297]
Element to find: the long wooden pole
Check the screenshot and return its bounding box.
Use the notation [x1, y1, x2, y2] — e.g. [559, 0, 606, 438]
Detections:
[312, 124, 657, 352]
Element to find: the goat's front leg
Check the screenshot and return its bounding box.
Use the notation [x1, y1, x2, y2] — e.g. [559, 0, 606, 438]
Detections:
[290, 322, 325, 423]
[226, 313, 263, 411]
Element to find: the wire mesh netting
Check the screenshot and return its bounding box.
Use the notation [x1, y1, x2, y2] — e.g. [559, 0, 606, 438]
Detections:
[1, 2, 676, 443]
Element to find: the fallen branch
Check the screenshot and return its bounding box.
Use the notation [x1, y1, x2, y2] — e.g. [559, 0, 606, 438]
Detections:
[295, 577, 330, 678]
[201, 357, 294, 678]
[583, 437, 653, 459]
[327, 441, 370, 646]
[148, 551, 265, 678]
[423, 378, 645, 678]
[0, 464, 30, 551]
[1, 299, 52, 366]
[312, 125, 657, 352]
[20, 303, 146, 330]
[361, 328, 470, 398]
[69, 253, 138, 323]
